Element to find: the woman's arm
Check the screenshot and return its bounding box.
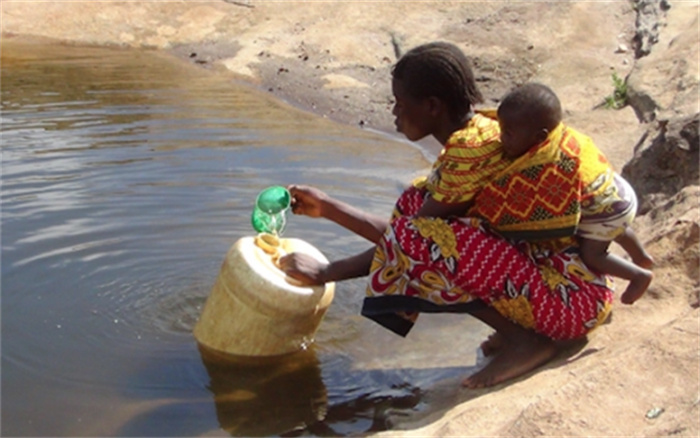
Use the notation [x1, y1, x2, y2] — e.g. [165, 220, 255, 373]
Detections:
[288, 185, 389, 243]
[279, 246, 376, 285]
[280, 188, 473, 286]
[321, 197, 389, 244]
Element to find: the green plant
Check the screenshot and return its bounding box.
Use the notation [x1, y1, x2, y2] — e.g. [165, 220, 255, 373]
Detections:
[604, 72, 628, 109]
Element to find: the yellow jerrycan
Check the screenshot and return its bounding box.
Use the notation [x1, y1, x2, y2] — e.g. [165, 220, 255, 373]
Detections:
[195, 186, 335, 356]
[193, 232, 335, 356]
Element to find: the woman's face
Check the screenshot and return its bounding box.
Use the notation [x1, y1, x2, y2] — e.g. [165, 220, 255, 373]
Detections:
[391, 78, 434, 142]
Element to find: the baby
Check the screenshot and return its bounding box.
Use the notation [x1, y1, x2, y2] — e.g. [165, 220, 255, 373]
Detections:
[497, 82, 654, 304]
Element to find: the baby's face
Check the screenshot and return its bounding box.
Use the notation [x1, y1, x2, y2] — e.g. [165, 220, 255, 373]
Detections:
[498, 112, 542, 159]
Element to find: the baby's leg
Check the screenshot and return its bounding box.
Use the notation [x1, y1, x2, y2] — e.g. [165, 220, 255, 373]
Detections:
[580, 238, 653, 305]
[615, 228, 654, 269]
[462, 306, 558, 388]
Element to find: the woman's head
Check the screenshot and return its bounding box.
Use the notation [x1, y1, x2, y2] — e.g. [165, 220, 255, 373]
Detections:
[391, 41, 483, 141]
[497, 83, 562, 159]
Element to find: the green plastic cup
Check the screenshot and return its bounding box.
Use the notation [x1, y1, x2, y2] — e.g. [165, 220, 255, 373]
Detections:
[255, 185, 291, 214]
[251, 186, 291, 235]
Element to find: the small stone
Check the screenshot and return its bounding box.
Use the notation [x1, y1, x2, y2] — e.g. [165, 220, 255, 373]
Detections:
[645, 407, 664, 419]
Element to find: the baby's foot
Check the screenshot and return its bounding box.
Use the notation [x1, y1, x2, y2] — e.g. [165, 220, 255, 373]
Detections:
[621, 269, 653, 304]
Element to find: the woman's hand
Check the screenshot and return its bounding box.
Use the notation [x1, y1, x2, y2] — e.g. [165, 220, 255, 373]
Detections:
[278, 252, 329, 285]
[287, 185, 329, 218]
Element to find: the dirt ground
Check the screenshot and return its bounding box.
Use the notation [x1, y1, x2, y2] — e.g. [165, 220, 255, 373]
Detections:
[2, 1, 699, 436]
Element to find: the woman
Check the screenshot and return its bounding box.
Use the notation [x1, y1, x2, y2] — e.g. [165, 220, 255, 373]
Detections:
[279, 42, 613, 388]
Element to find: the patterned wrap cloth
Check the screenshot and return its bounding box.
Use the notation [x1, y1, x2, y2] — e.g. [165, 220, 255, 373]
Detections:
[424, 110, 507, 204]
[362, 121, 614, 340]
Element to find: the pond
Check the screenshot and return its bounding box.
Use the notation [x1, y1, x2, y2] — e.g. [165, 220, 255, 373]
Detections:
[1, 40, 490, 437]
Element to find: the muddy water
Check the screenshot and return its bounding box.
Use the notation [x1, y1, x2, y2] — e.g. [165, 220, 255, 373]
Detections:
[1, 40, 489, 437]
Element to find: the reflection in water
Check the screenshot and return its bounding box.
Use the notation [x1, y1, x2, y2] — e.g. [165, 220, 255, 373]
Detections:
[1, 39, 488, 437]
[199, 346, 327, 436]
[198, 344, 460, 437]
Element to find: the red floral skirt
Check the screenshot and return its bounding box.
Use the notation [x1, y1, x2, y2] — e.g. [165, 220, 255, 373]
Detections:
[361, 185, 613, 340]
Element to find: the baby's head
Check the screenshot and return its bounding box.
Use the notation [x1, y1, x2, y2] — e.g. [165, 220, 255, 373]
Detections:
[391, 42, 483, 139]
[497, 83, 562, 159]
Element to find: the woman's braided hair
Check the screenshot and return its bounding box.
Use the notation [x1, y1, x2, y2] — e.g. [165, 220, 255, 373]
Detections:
[391, 41, 483, 122]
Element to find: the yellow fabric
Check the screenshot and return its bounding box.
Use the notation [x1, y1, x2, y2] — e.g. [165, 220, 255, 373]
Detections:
[470, 123, 613, 243]
[422, 111, 507, 204]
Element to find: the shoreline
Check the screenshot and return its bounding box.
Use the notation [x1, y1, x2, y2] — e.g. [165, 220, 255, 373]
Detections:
[171, 43, 448, 160]
[167, 42, 402, 137]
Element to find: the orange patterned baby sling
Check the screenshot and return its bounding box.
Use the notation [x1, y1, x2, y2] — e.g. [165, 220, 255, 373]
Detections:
[470, 123, 613, 242]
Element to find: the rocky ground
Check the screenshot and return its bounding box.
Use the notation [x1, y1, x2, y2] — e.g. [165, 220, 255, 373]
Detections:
[2, 1, 699, 436]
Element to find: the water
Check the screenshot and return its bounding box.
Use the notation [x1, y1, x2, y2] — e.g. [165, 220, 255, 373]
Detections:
[1, 40, 489, 437]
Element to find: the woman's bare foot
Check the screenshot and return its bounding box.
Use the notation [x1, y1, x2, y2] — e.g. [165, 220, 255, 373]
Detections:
[479, 332, 505, 357]
[463, 333, 558, 388]
[621, 269, 653, 304]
